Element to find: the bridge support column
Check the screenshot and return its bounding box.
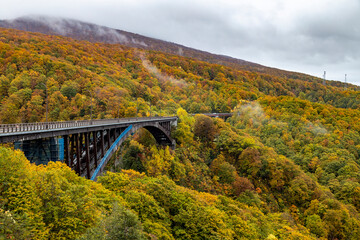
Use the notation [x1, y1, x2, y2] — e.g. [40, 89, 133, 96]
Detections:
[75, 134, 81, 175]
[70, 135, 75, 168]
[79, 133, 83, 151]
[64, 135, 70, 166]
[85, 132, 91, 179]
[107, 129, 110, 151]
[100, 131, 105, 158]
[92, 131, 98, 168]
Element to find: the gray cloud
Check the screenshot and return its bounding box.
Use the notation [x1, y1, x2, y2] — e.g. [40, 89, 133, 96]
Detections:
[1, 0, 359, 84]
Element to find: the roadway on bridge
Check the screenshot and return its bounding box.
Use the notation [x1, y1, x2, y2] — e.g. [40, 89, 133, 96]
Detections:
[0, 116, 177, 143]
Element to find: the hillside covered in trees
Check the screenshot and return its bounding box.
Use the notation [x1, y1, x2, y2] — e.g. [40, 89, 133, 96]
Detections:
[1, 27, 360, 239]
[0, 15, 301, 78]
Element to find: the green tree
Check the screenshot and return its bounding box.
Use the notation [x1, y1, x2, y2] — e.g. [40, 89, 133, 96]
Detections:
[78, 204, 146, 240]
[173, 108, 195, 146]
[122, 140, 146, 173]
[193, 114, 218, 142]
[305, 214, 328, 238]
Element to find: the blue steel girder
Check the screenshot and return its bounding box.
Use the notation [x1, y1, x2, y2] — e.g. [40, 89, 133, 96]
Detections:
[90, 125, 133, 181]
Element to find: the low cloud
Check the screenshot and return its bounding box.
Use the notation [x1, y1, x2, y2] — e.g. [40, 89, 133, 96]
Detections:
[234, 101, 329, 136]
[1, 0, 359, 84]
[139, 52, 188, 88]
[305, 122, 328, 136]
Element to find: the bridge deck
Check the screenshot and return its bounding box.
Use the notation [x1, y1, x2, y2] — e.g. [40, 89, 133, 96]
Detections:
[0, 117, 177, 143]
[195, 113, 233, 117]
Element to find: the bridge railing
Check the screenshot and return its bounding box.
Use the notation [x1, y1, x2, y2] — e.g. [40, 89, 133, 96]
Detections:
[192, 113, 233, 117]
[0, 116, 177, 134]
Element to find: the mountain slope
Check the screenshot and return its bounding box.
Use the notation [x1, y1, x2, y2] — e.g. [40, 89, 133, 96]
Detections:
[0, 16, 257, 65]
[1, 26, 360, 125]
[0, 15, 348, 85]
[2, 25, 360, 240]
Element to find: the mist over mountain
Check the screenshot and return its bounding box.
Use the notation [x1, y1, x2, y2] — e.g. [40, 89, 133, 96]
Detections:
[3, 15, 360, 239]
[0, 15, 319, 80]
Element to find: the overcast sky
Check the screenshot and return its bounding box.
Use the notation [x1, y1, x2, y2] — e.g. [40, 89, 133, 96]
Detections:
[1, 0, 360, 84]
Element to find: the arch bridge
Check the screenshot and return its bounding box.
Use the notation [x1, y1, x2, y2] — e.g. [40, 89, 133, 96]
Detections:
[0, 117, 177, 180]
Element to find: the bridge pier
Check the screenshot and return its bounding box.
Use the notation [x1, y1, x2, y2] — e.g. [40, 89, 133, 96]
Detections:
[85, 132, 90, 179]
[100, 130, 105, 159]
[64, 135, 70, 166]
[75, 133, 81, 174]
[92, 131, 98, 168]
[14, 137, 60, 165]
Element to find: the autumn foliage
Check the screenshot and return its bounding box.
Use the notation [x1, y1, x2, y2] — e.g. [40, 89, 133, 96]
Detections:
[2, 27, 360, 239]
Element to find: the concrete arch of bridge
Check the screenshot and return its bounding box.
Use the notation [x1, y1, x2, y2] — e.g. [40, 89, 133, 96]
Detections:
[134, 125, 175, 148]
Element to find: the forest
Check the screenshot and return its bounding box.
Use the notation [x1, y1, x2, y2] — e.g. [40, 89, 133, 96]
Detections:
[1, 27, 360, 239]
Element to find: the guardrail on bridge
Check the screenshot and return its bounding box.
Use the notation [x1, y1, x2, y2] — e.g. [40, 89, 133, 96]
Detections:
[0, 117, 175, 134]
